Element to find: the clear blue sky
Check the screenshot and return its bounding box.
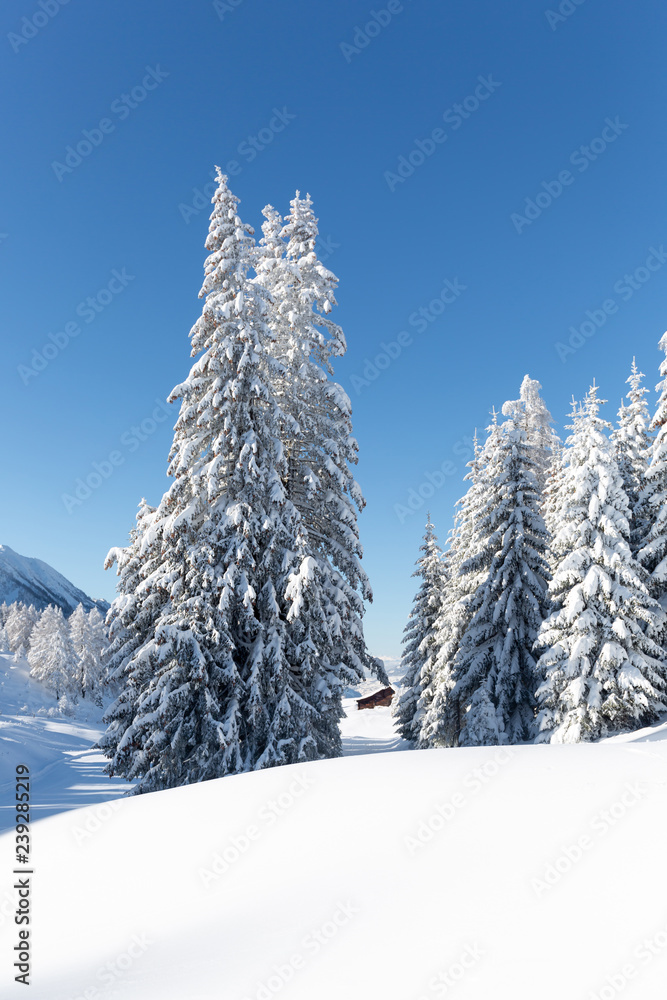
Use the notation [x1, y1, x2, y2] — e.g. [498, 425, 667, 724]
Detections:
[1, 0, 666, 666]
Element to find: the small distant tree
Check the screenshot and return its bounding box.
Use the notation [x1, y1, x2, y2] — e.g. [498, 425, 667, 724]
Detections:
[28, 606, 77, 701]
[6, 603, 39, 653]
[69, 604, 108, 706]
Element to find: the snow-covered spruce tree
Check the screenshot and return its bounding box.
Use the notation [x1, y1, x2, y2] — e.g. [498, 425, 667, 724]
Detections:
[28, 605, 77, 702]
[535, 384, 666, 743]
[393, 516, 447, 742]
[0, 602, 9, 627]
[6, 603, 39, 653]
[419, 421, 503, 748]
[503, 375, 558, 496]
[446, 409, 551, 745]
[102, 172, 379, 793]
[100, 498, 163, 735]
[0, 624, 8, 652]
[88, 607, 109, 683]
[69, 604, 107, 705]
[613, 359, 652, 555]
[255, 194, 385, 693]
[637, 335, 667, 607]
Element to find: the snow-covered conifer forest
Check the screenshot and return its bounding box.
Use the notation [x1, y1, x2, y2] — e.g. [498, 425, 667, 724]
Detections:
[398, 354, 667, 748]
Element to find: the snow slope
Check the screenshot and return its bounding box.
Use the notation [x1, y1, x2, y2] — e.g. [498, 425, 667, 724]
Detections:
[0, 543, 108, 614]
[0, 654, 131, 833]
[2, 671, 667, 998]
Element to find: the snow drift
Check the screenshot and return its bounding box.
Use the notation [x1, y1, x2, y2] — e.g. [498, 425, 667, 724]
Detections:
[1, 711, 667, 998]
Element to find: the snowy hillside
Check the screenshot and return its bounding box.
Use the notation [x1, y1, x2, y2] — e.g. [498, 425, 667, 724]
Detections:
[2, 657, 667, 998]
[0, 544, 108, 614]
[0, 653, 131, 831]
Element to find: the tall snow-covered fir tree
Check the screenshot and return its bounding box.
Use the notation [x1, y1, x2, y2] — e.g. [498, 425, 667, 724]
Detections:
[535, 384, 666, 743]
[502, 374, 558, 496]
[612, 359, 652, 555]
[28, 605, 77, 702]
[393, 516, 447, 742]
[637, 335, 667, 608]
[100, 498, 166, 765]
[419, 420, 503, 748]
[255, 193, 385, 692]
[101, 172, 380, 793]
[446, 407, 551, 745]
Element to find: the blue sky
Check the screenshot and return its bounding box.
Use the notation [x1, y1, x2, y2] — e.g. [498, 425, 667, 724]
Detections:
[1, 0, 666, 665]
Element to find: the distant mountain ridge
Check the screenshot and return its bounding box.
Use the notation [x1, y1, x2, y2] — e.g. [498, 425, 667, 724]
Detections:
[0, 544, 109, 615]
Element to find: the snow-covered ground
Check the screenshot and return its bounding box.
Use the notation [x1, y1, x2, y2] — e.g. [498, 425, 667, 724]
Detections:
[2, 654, 667, 998]
[0, 653, 131, 832]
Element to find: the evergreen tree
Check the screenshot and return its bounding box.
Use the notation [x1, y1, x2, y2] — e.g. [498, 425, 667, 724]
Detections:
[535, 384, 666, 742]
[502, 374, 558, 495]
[613, 359, 652, 554]
[0, 624, 8, 652]
[6, 603, 38, 653]
[28, 606, 77, 701]
[420, 422, 502, 748]
[637, 334, 667, 604]
[69, 604, 107, 705]
[448, 409, 551, 745]
[101, 173, 380, 793]
[256, 193, 384, 690]
[0, 602, 10, 627]
[393, 516, 446, 742]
